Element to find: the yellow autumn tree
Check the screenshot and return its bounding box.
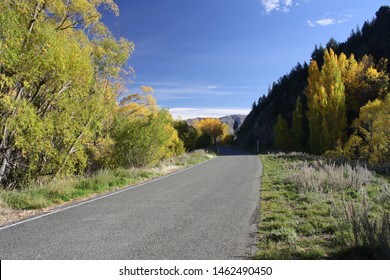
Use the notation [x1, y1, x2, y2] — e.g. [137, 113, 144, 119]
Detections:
[194, 118, 226, 145]
[305, 60, 324, 154]
[305, 48, 346, 154]
[344, 93, 390, 164]
[338, 53, 389, 124]
[219, 123, 234, 145]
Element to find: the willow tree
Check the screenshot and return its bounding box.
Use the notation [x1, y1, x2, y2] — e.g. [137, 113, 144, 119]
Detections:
[0, 0, 133, 186]
[112, 89, 184, 168]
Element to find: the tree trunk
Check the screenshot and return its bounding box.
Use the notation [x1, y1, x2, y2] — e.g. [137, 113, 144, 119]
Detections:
[28, 1, 46, 34]
[53, 119, 91, 178]
[0, 152, 8, 182]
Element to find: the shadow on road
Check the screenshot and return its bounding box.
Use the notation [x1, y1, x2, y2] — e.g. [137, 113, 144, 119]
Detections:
[215, 146, 257, 156]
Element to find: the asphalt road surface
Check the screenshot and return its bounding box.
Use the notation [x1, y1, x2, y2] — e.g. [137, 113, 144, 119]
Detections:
[0, 147, 262, 259]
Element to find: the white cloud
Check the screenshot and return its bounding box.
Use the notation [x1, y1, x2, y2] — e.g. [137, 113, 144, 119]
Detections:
[260, 0, 295, 13]
[316, 18, 335, 26]
[307, 20, 315, 27]
[207, 85, 218, 89]
[261, 0, 280, 14]
[169, 108, 250, 120]
[308, 11, 352, 27]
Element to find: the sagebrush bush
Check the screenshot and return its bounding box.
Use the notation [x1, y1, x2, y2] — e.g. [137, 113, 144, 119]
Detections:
[286, 160, 373, 193]
[335, 195, 390, 258]
[284, 155, 389, 258]
[258, 153, 389, 259]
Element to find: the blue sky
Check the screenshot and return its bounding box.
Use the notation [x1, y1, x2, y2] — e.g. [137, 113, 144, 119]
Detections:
[102, 0, 390, 119]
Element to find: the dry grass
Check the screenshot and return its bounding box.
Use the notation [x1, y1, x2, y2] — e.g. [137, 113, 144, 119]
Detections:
[335, 193, 390, 258]
[257, 152, 390, 259]
[0, 196, 10, 216]
[286, 160, 374, 193]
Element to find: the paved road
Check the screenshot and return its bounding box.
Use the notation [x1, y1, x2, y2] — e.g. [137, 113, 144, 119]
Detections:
[0, 148, 262, 259]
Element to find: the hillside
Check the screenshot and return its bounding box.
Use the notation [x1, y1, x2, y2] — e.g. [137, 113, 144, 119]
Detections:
[237, 6, 390, 149]
[185, 114, 247, 134]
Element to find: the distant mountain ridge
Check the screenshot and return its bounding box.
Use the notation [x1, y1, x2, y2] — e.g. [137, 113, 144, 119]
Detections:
[185, 115, 247, 134]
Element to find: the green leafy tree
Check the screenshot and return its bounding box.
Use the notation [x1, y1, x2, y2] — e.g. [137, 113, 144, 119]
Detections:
[112, 109, 184, 167]
[292, 97, 304, 151]
[174, 121, 200, 151]
[273, 115, 291, 150]
[0, 0, 133, 186]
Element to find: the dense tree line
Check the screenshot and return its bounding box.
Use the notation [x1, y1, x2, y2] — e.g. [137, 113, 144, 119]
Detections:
[239, 6, 390, 165]
[0, 1, 183, 188]
[174, 118, 232, 151]
[274, 48, 389, 163]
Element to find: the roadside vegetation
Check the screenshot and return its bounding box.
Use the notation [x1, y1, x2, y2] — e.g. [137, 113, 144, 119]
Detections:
[248, 11, 390, 259]
[239, 7, 390, 166]
[0, 1, 230, 194]
[257, 153, 390, 259]
[174, 118, 234, 151]
[0, 150, 213, 224]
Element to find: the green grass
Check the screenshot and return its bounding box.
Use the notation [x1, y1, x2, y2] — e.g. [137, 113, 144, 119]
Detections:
[0, 150, 213, 213]
[256, 153, 390, 259]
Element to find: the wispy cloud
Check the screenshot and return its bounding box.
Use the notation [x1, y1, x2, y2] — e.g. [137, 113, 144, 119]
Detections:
[316, 18, 335, 26]
[337, 19, 347, 24]
[134, 81, 253, 100]
[261, 0, 279, 13]
[308, 11, 352, 27]
[260, 0, 294, 14]
[307, 20, 316, 27]
[169, 108, 250, 120]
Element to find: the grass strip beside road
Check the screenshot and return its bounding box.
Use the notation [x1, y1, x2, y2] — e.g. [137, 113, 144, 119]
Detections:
[0, 150, 214, 226]
[256, 153, 390, 259]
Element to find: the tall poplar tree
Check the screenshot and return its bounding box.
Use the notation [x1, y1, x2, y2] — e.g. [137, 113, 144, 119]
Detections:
[321, 48, 347, 150]
[305, 60, 324, 154]
[305, 49, 347, 154]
